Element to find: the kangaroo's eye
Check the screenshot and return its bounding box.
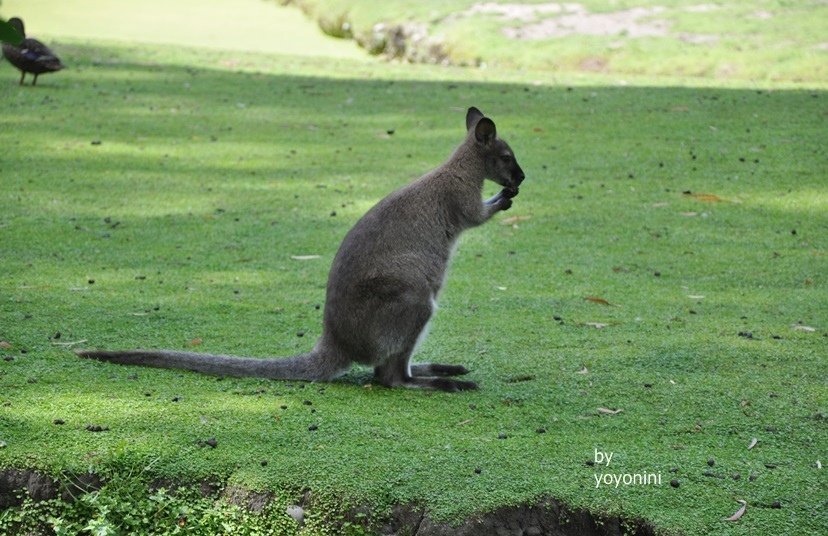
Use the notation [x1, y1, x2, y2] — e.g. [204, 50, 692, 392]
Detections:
[500, 154, 512, 163]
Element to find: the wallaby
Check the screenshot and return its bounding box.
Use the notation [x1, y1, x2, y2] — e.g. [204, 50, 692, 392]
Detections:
[77, 107, 525, 392]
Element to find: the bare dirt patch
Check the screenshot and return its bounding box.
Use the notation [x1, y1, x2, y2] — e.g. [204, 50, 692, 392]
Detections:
[1, 468, 657, 536]
[462, 2, 719, 43]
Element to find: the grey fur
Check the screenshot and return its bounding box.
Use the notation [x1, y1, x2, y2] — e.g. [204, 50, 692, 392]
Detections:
[77, 107, 525, 392]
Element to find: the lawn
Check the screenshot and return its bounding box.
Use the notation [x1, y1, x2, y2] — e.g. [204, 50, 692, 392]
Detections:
[1, 1, 826, 535]
[286, 0, 828, 83]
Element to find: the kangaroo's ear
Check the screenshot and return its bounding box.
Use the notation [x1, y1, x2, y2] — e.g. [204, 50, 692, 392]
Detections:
[466, 107, 485, 131]
[474, 117, 497, 145]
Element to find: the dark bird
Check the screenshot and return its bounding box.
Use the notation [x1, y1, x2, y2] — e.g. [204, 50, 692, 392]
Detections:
[2, 17, 64, 86]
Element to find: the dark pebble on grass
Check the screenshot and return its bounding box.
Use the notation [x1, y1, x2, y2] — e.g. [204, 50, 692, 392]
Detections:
[732, 473, 741, 480]
[172, 396, 182, 402]
[308, 424, 318, 432]
[4, 356, 13, 362]
[738, 331, 754, 339]
[86, 425, 108, 432]
[764, 463, 777, 469]
[669, 467, 679, 473]
[474, 468, 482, 474]
[585, 460, 595, 467]
[670, 479, 680, 488]
[53, 419, 65, 425]
[88, 279, 95, 285]
[53, 332, 61, 340]
[280, 405, 288, 410]
[771, 501, 781, 509]
[497, 433, 508, 440]
[261, 460, 268, 467]
[91, 140, 102, 145]
[296, 331, 305, 338]
[708, 458, 716, 467]
[536, 428, 546, 434]
[303, 400, 312, 406]
[205, 437, 218, 448]
[749, 473, 758, 482]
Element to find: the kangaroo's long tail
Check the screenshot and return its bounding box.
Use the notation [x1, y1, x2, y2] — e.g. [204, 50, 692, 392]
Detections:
[75, 348, 347, 381]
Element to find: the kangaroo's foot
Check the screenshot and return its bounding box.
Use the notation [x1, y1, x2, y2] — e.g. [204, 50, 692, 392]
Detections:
[410, 363, 470, 377]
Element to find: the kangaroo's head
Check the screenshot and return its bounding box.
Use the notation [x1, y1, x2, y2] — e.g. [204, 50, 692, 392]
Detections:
[466, 107, 525, 190]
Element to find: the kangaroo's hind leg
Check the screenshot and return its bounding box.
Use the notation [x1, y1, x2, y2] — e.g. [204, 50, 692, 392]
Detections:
[371, 293, 476, 392]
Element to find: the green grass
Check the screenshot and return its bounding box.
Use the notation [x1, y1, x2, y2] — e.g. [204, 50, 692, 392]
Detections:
[1, 1, 827, 535]
[288, 0, 828, 83]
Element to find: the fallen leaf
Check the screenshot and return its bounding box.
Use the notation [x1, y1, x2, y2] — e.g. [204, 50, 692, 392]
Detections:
[496, 286, 507, 291]
[189, 338, 203, 347]
[51, 339, 88, 348]
[500, 215, 531, 226]
[584, 296, 615, 306]
[684, 192, 724, 202]
[687, 295, 705, 299]
[457, 419, 472, 426]
[0, 341, 11, 349]
[817, 460, 822, 469]
[585, 322, 609, 329]
[597, 407, 623, 415]
[792, 325, 816, 332]
[576, 366, 589, 374]
[291, 255, 321, 261]
[723, 500, 747, 522]
[748, 438, 758, 450]
[651, 202, 670, 208]
[680, 211, 698, 217]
